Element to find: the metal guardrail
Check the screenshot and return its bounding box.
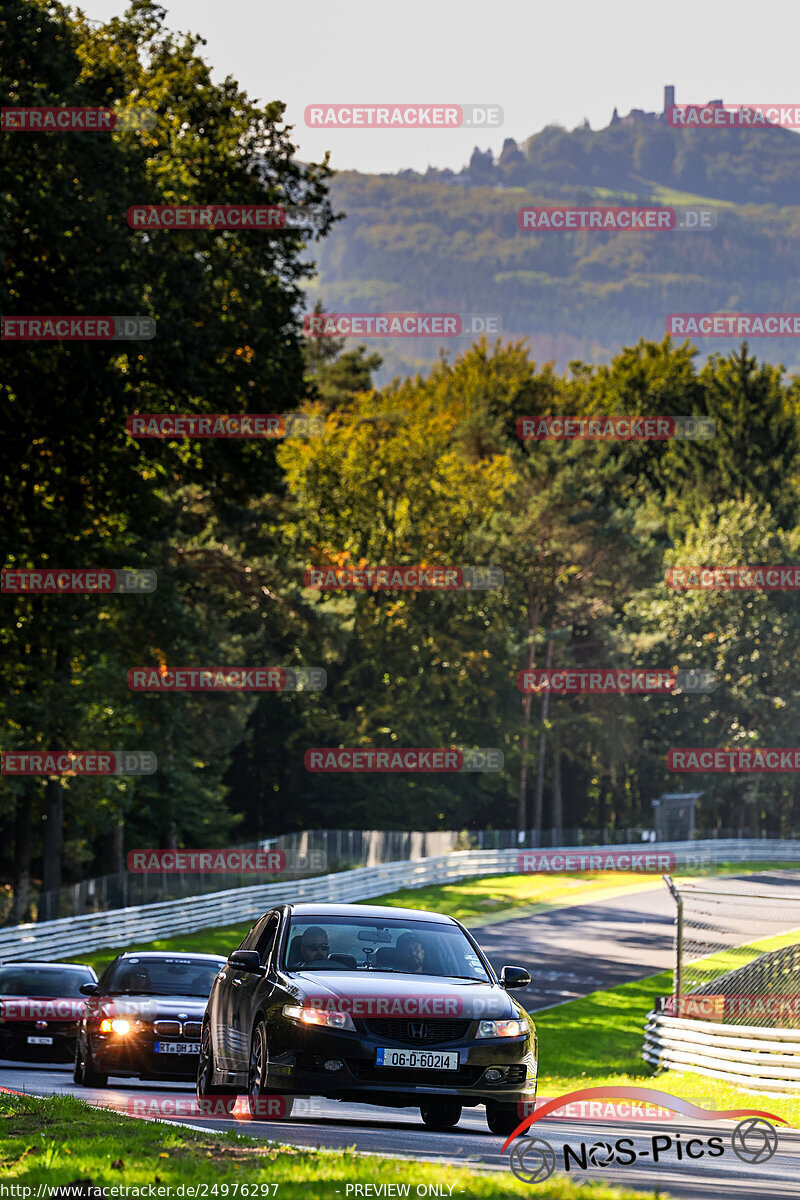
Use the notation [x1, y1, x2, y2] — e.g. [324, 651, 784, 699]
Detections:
[1, 837, 798, 962]
[643, 1013, 800, 1094]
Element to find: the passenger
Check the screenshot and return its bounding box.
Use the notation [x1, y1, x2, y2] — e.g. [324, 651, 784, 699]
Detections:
[396, 933, 425, 974]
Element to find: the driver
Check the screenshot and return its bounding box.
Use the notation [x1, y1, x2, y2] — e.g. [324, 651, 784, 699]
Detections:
[396, 933, 425, 974]
[298, 926, 330, 967]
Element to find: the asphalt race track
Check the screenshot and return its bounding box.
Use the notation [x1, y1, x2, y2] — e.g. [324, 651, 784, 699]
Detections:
[4, 877, 800, 1198]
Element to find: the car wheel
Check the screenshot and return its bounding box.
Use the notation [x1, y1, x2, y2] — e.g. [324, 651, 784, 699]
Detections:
[196, 1021, 237, 1114]
[79, 1036, 108, 1088]
[420, 1099, 462, 1129]
[486, 1100, 523, 1137]
[247, 1019, 294, 1120]
[73, 1038, 85, 1085]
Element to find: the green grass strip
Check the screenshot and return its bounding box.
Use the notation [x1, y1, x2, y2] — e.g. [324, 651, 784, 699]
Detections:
[0, 1092, 661, 1197]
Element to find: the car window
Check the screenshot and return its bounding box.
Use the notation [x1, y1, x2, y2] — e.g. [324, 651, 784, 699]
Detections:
[238, 915, 270, 953]
[283, 915, 490, 980]
[105, 956, 225, 996]
[0, 966, 94, 996]
[255, 914, 280, 966]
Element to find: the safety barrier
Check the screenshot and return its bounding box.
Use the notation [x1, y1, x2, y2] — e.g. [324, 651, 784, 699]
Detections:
[1, 837, 798, 962]
[643, 1012, 800, 1095]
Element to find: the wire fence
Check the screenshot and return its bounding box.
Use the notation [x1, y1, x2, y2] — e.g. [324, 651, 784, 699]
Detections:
[667, 875, 800, 1028]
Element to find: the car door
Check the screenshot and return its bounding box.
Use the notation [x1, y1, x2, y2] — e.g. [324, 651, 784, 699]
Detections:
[215, 916, 270, 1073]
[227, 911, 281, 1077]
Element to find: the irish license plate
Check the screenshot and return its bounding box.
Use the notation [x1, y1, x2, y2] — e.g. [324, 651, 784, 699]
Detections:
[27, 1036, 53, 1045]
[154, 1042, 201, 1055]
[375, 1048, 459, 1070]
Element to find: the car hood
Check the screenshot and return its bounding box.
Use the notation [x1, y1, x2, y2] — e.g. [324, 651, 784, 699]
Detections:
[284, 971, 524, 1021]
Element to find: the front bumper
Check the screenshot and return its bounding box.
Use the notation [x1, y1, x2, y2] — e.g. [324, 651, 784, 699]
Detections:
[89, 1029, 200, 1079]
[0, 1022, 79, 1063]
[267, 1020, 537, 1108]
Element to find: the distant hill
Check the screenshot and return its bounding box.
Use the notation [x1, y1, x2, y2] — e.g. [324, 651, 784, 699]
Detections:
[310, 108, 800, 380]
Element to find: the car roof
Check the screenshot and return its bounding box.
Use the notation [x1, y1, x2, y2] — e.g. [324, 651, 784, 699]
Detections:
[286, 902, 457, 924]
[0, 961, 95, 970]
[115, 951, 226, 961]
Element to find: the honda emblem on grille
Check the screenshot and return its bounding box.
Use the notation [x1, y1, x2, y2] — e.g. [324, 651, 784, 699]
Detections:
[408, 1022, 427, 1039]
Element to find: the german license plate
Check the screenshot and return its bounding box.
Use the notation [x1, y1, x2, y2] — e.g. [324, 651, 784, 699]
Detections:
[27, 1036, 53, 1045]
[154, 1042, 201, 1054]
[375, 1048, 459, 1070]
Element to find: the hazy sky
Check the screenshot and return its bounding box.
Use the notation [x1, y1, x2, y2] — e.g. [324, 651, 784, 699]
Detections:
[76, 0, 800, 174]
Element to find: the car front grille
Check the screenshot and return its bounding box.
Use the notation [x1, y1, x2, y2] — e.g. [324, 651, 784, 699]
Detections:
[182, 1021, 202, 1039]
[362, 1018, 471, 1044]
[154, 1021, 181, 1036]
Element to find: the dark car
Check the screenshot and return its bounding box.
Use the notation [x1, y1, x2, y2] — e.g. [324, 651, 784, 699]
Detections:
[74, 951, 226, 1086]
[199, 903, 536, 1135]
[0, 961, 98, 1063]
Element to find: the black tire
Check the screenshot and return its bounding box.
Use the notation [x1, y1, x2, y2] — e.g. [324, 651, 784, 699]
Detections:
[420, 1099, 462, 1130]
[247, 1019, 294, 1120]
[486, 1100, 523, 1137]
[196, 1020, 237, 1114]
[77, 1035, 108, 1088]
[73, 1040, 85, 1085]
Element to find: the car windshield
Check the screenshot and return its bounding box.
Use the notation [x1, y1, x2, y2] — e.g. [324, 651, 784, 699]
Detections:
[105, 957, 223, 997]
[0, 966, 94, 997]
[283, 915, 490, 981]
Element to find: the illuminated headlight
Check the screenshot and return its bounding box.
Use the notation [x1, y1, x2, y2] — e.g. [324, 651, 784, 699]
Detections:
[282, 1004, 355, 1032]
[477, 1019, 525, 1039]
[100, 1018, 131, 1035]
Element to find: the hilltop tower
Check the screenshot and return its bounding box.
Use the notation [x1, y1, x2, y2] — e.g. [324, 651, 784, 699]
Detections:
[664, 84, 675, 113]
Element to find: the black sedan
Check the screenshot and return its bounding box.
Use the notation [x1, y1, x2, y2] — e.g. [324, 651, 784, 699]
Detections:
[0, 961, 97, 1063]
[199, 903, 536, 1134]
[74, 951, 226, 1086]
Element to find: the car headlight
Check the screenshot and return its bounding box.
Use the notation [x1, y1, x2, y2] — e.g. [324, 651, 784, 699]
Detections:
[100, 1018, 131, 1035]
[477, 1018, 525, 1038]
[282, 1004, 355, 1032]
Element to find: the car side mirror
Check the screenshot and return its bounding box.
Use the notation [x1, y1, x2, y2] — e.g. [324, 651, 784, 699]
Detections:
[500, 965, 531, 990]
[228, 949, 265, 975]
[79, 982, 99, 996]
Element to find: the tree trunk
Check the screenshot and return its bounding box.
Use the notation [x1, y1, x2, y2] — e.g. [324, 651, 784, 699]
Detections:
[516, 582, 540, 841]
[532, 631, 554, 837]
[40, 645, 70, 919]
[552, 721, 563, 839]
[41, 778, 64, 917]
[13, 786, 33, 923]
